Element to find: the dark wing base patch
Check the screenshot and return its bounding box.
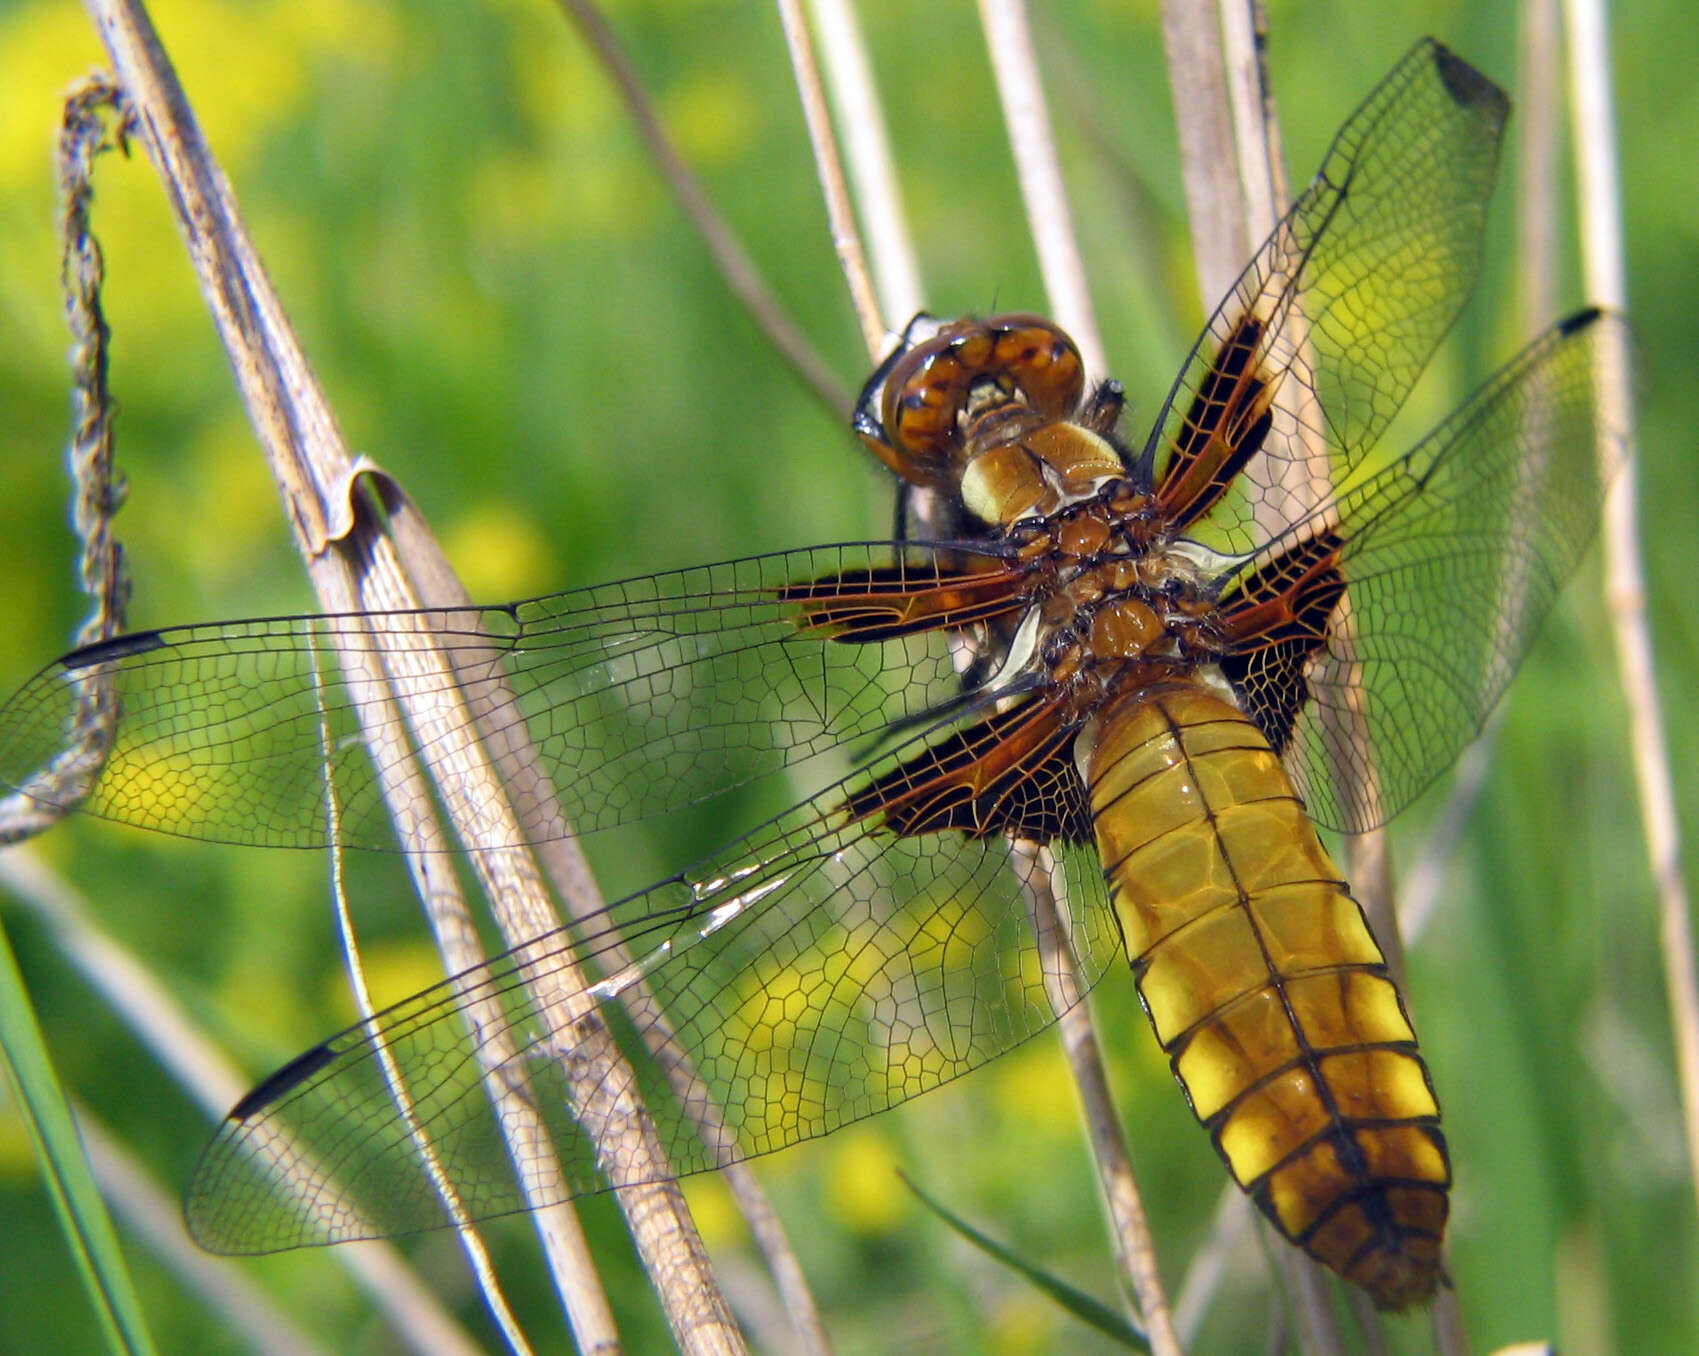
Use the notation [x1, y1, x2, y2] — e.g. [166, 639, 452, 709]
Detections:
[781, 557, 1030, 642]
[842, 694, 1090, 844]
[1217, 530, 1346, 754]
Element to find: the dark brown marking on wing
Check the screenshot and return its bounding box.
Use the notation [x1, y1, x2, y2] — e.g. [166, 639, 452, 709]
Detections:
[1154, 311, 1278, 531]
[842, 694, 1089, 843]
[1216, 530, 1346, 753]
[229, 1043, 339, 1121]
[60, 629, 169, 669]
[781, 559, 1031, 642]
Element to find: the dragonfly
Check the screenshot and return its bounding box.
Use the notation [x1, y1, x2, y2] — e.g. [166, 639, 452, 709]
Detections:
[0, 39, 1624, 1309]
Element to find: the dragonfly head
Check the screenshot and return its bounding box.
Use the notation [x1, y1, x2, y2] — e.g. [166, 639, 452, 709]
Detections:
[854, 313, 1130, 527]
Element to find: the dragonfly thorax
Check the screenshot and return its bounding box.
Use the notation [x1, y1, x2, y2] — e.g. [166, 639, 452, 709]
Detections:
[994, 487, 1220, 721]
[958, 416, 1125, 527]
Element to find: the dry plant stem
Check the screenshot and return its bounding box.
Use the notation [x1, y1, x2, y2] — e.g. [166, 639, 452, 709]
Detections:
[1170, 1185, 1253, 1345]
[1344, 1288, 1392, 1356]
[716, 1173, 831, 1356]
[1564, 0, 1699, 1228]
[1206, 3, 1339, 537]
[804, 0, 922, 331]
[1428, 1285, 1471, 1356]
[303, 619, 523, 1328]
[1400, 0, 1565, 965]
[969, 7, 1183, 1344]
[975, 0, 1105, 377]
[74, 5, 627, 1343]
[348, 510, 744, 1354]
[0, 78, 133, 846]
[80, 2, 745, 1351]
[1014, 845, 1183, 1356]
[1215, 2, 1283, 247]
[377, 488, 830, 1356]
[1056, 998, 1179, 1354]
[701, 1252, 809, 1355]
[1518, 0, 1563, 333]
[791, 16, 1177, 1341]
[0, 848, 486, 1356]
[318, 775, 533, 1356]
[1159, 3, 1250, 309]
[1274, 1241, 1348, 1353]
[333, 682, 601, 1343]
[59, 80, 132, 653]
[555, 0, 849, 417]
[776, 0, 885, 357]
[1159, 7, 1418, 1348]
[785, 10, 1153, 1347]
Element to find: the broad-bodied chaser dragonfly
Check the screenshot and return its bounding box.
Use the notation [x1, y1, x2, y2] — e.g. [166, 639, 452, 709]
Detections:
[0, 40, 1625, 1308]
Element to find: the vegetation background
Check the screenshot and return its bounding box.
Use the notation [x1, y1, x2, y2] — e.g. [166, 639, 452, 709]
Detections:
[0, 0, 1693, 1352]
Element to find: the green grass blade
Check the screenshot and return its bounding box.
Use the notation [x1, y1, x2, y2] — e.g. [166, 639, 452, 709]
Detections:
[899, 1170, 1147, 1349]
[0, 918, 157, 1356]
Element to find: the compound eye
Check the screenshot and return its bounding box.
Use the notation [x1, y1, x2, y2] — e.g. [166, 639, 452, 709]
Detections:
[855, 314, 1087, 488]
[980, 315, 1085, 423]
[879, 321, 986, 473]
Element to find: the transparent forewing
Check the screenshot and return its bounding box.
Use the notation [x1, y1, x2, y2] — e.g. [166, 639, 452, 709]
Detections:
[184, 750, 1121, 1252]
[1272, 309, 1628, 832]
[1144, 39, 1509, 556]
[0, 545, 1000, 850]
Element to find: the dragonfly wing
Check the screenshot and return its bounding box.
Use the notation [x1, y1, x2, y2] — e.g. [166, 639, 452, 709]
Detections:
[1220, 309, 1629, 831]
[1143, 39, 1510, 556]
[185, 731, 1120, 1252]
[0, 544, 1019, 850]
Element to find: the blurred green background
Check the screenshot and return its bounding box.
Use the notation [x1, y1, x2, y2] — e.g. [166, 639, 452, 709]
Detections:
[0, 0, 1694, 1352]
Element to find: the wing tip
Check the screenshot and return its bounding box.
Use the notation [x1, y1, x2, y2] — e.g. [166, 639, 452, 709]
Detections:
[60, 629, 168, 670]
[1427, 41, 1509, 121]
[1559, 304, 1605, 336]
[229, 1041, 337, 1120]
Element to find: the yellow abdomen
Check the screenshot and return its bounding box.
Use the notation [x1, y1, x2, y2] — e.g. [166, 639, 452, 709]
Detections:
[1086, 681, 1449, 1308]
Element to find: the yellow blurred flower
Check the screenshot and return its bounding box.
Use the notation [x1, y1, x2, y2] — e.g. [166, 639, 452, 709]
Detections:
[680, 1173, 743, 1251]
[328, 936, 450, 1020]
[661, 72, 757, 168]
[444, 500, 559, 602]
[991, 1044, 1080, 1137]
[988, 1289, 1056, 1356]
[822, 1125, 907, 1235]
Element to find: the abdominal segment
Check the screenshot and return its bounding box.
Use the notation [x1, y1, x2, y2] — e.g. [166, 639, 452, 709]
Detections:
[1087, 682, 1449, 1309]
